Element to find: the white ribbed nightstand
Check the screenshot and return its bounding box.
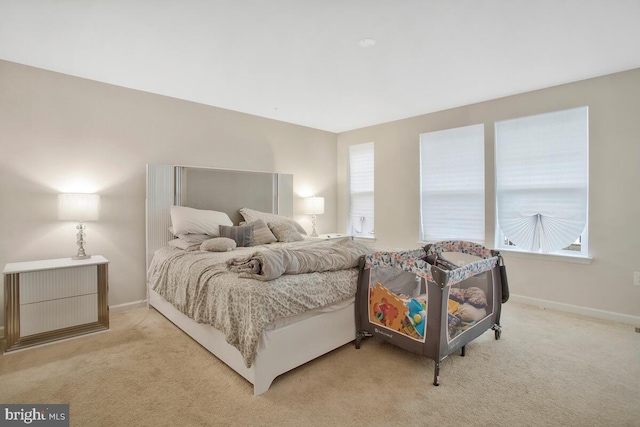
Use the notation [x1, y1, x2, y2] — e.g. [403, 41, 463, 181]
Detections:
[3, 255, 109, 353]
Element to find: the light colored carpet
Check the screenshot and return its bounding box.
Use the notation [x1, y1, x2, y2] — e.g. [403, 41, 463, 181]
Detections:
[1, 302, 639, 427]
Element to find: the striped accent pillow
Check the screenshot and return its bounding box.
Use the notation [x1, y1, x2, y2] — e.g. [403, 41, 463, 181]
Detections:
[247, 219, 277, 245]
[219, 224, 254, 247]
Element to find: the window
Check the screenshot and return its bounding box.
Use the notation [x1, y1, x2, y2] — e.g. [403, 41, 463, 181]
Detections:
[495, 106, 589, 255]
[348, 142, 374, 237]
[419, 124, 485, 243]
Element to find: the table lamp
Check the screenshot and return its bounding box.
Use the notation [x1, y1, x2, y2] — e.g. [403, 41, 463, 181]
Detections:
[58, 193, 101, 259]
[304, 196, 324, 237]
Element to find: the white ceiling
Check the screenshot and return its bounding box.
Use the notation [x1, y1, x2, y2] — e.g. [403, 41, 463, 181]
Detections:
[1, 1, 639, 133]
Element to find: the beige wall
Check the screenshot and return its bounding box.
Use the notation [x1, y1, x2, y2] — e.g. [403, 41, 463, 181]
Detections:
[2, 59, 638, 328]
[0, 60, 338, 327]
[338, 68, 640, 320]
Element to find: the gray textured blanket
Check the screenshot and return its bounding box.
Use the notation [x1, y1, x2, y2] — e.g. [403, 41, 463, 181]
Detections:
[227, 237, 370, 280]
[149, 239, 372, 367]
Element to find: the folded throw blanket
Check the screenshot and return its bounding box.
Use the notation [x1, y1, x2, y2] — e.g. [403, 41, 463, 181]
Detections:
[227, 237, 371, 281]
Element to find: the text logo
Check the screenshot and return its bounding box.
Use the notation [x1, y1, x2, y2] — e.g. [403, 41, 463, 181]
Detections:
[1, 405, 69, 427]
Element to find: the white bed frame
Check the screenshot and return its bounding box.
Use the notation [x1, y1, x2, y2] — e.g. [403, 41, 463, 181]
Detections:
[145, 164, 356, 395]
[149, 290, 354, 395]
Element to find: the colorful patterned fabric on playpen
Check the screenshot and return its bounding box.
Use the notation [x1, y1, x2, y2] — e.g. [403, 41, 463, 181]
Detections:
[355, 241, 508, 386]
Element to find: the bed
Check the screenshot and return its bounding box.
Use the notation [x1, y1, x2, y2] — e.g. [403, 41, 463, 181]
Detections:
[145, 164, 370, 395]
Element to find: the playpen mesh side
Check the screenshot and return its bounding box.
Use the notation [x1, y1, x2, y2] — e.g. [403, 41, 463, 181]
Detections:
[445, 269, 495, 343]
[368, 267, 428, 342]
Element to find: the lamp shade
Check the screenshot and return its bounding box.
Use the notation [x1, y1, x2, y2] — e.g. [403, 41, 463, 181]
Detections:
[304, 196, 325, 215]
[58, 193, 101, 221]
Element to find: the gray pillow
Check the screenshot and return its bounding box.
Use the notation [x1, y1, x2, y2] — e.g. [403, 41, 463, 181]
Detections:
[268, 221, 304, 242]
[239, 208, 307, 235]
[219, 224, 254, 247]
[247, 219, 277, 245]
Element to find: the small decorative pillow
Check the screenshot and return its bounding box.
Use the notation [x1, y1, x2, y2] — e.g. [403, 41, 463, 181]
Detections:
[268, 221, 304, 242]
[247, 219, 277, 245]
[219, 224, 254, 247]
[200, 237, 237, 252]
[464, 287, 488, 308]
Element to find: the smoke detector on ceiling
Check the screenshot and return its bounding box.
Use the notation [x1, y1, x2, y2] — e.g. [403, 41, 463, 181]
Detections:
[358, 38, 376, 48]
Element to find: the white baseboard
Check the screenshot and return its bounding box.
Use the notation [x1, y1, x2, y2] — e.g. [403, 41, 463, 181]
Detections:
[3, 296, 636, 338]
[109, 299, 147, 313]
[510, 294, 640, 326]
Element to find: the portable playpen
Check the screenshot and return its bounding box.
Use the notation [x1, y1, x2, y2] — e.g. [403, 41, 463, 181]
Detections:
[355, 241, 508, 386]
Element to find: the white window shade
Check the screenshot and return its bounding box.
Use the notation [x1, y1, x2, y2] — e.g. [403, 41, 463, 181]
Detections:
[419, 124, 485, 243]
[495, 106, 589, 253]
[348, 142, 374, 237]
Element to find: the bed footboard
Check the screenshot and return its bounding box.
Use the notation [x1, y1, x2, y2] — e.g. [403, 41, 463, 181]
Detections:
[150, 290, 355, 395]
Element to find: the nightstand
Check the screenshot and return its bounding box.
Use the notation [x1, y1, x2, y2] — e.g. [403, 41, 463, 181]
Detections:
[3, 255, 109, 353]
[307, 234, 353, 242]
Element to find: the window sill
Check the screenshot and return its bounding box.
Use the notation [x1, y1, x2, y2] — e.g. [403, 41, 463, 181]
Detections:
[497, 248, 592, 265]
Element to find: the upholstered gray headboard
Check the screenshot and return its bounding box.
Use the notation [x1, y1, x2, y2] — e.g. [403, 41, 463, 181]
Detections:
[145, 164, 293, 272]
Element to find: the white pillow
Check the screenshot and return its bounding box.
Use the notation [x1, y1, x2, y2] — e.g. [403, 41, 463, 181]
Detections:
[170, 232, 211, 245]
[168, 238, 201, 251]
[170, 206, 233, 237]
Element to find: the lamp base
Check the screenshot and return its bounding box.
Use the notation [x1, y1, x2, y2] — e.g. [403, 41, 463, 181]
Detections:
[73, 221, 91, 260]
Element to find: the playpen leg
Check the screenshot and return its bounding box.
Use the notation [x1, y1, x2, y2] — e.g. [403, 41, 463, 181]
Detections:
[492, 324, 502, 340]
[433, 362, 440, 386]
[355, 331, 371, 349]
[461, 345, 466, 357]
